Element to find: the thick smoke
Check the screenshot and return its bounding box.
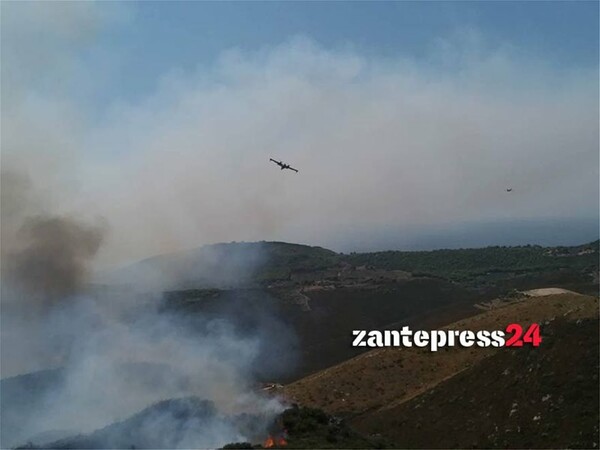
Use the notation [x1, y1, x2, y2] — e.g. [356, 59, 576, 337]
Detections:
[2, 4, 598, 269]
[3, 292, 288, 448]
[0, 178, 292, 448]
[1, 2, 598, 447]
[0, 166, 291, 448]
[7, 215, 105, 306]
[1, 139, 291, 449]
[1, 286, 290, 448]
[0, 162, 107, 370]
[1, 105, 289, 450]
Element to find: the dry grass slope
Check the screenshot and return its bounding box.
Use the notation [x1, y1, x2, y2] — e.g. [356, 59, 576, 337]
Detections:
[283, 292, 598, 417]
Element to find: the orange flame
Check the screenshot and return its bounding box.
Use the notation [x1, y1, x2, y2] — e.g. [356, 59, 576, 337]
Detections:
[263, 435, 287, 448]
[263, 435, 275, 448]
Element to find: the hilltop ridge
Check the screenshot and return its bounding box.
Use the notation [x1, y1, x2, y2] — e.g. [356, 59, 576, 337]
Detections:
[98, 240, 598, 295]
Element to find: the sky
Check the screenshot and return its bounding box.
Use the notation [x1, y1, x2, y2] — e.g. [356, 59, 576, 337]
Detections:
[81, 2, 600, 106]
[1, 1, 599, 267]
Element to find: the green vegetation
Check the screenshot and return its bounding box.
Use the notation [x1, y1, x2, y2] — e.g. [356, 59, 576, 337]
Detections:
[256, 242, 340, 281]
[344, 241, 599, 283]
[251, 240, 598, 293]
[222, 443, 253, 449]
[252, 240, 598, 285]
[120, 240, 599, 291]
[223, 406, 385, 449]
[278, 405, 385, 448]
[262, 242, 339, 271]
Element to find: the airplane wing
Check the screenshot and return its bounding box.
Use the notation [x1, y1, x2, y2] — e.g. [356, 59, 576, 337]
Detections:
[269, 158, 298, 172]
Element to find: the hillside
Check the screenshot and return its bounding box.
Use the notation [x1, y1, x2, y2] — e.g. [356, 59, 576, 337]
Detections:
[352, 318, 599, 448]
[34, 402, 381, 450]
[98, 240, 598, 294]
[282, 292, 599, 447]
[97, 241, 339, 290]
[29, 398, 236, 449]
[345, 240, 599, 294]
[161, 278, 480, 381]
[127, 239, 598, 380]
[7, 240, 598, 448]
[1, 363, 191, 448]
[1, 369, 65, 447]
[30, 296, 598, 449]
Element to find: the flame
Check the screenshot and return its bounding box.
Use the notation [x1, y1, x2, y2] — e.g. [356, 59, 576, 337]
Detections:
[263, 435, 287, 448]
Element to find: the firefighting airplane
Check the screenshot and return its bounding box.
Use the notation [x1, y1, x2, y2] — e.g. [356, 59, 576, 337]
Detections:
[269, 158, 298, 173]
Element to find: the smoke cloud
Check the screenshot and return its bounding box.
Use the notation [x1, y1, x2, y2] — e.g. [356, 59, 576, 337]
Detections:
[1, 7, 291, 448]
[86, 38, 598, 266]
[1, 288, 289, 447]
[2, 4, 598, 269]
[0, 2, 598, 448]
[7, 215, 105, 306]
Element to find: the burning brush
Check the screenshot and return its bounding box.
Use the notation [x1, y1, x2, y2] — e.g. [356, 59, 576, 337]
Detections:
[262, 432, 288, 448]
[262, 417, 288, 448]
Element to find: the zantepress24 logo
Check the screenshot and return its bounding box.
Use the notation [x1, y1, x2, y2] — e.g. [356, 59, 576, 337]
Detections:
[352, 324, 542, 350]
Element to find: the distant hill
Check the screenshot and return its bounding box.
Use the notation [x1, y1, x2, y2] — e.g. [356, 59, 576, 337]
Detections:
[346, 240, 598, 279]
[345, 240, 599, 294]
[90, 238, 599, 388]
[37, 400, 381, 450]
[92, 239, 598, 383]
[1, 369, 65, 448]
[1, 363, 191, 449]
[97, 240, 598, 293]
[34, 397, 224, 449]
[97, 241, 339, 290]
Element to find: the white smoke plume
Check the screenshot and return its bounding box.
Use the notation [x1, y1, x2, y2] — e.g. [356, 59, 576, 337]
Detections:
[1, 284, 290, 447]
[2, 4, 597, 269]
[1, 6, 291, 447]
[0, 2, 597, 447]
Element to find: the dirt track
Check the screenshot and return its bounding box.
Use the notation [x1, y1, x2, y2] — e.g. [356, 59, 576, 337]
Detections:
[524, 287, 581, 296]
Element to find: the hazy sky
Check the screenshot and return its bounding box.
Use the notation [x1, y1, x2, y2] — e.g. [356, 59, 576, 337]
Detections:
[2, 1, 598, 267]
[50, 1, 600, 107]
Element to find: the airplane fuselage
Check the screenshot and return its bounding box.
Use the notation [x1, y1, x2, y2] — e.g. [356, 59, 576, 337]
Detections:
[270, 158, 298, 173]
